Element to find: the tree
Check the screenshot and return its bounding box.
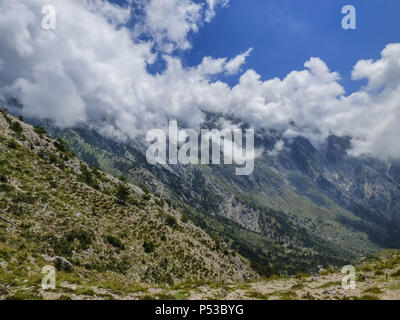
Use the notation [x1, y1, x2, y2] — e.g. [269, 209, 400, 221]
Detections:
[10, 121, 23, 135]
[34, 126, 47, 136]
[165, 215, 177, 228]
[115, 183, 130, 204]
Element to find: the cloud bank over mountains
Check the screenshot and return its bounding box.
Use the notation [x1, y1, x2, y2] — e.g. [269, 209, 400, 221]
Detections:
[1, 0, 400, 159]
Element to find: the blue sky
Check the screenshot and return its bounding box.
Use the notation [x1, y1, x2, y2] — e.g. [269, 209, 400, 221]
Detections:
[175, 0, 400, 93]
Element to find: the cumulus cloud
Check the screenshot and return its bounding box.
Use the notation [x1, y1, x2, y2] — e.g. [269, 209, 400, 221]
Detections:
[225, 48, 253, 75]
[1, 0, 400, 160]
[142, 0, 201, 51]
[139, 0, 229, 51]
[204, 0, 229, 23]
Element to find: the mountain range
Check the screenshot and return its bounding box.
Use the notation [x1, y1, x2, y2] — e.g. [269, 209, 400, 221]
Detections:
[39, 111, 400, 276]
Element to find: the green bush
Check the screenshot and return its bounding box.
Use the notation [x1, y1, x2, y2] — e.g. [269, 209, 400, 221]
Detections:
[181, 213, 189, 223]
[66, 230, 94, 250]
[143, 241, 155, 254]
[165, 215, 177, 228]
[52, 236, 73, 256]
[54, 138, 69, 153]
[10, 121, 23, 134]
[34, 126, 47, 136]
[7, 140, 18, 149]
[48, 152, 58, 164]
[13, 192, 35, 204]
[52, 230, 94, 256]
[106, 235, 125, 250]
[0, 184, 14, 193]
[79, 164, 99, 190]
[391, 269, 400, 277]
[49, 180, 57, 189]
[142, 194, 151, 201]
[364, 287, 383, 294]
[115, 183, 130, 204]
[142, 186, 150, 194]
[251, 261, 276, 278]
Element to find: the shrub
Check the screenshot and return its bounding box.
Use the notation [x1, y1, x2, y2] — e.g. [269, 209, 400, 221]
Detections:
[142, 186, 150, 194]
[115, 183, 130, 204]
[165, 215, 177, 228]
[357, 273, 366, 282]
[10, 121, 23, 134]
[34, 126, 47, 136]
[66, 230, 94, 250]
[48, 152, 58, 164]
[291, 282, 305, 290]
[181, 212, 189, 223]
[142, 194, 151, 201]
[13, 192, 35, 204]
[7, 140, 18, 149]
[0, 175, 7, 183]
[49, 180, 57, 189]
[79, 164, 99, 190]
[391, 269, 400, 277]
[364, 287, 383, 294]
[51, 230, 95, 255]
[143, 241, 155, 254]
[54, 138, 69, 153]
[106, 235, 125, 250]
[0, 184, 14, 193]
[251, 261, 276, 278]
[52, 236, 73, 256]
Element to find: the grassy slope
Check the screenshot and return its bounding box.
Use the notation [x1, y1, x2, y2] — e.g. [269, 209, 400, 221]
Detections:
[0, 110, 257, 300]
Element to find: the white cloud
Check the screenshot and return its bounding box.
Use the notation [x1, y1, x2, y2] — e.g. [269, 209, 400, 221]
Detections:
[196, 49, 253, 76]
[225, 48, 253, 75]
[140, 0, 229, 52]
[204, 0, 229, 23]
[1, 0, 400, 160]
[268, 140, 285, 157]
[143, 0, 201, 51]
[352, 44, 400, 91]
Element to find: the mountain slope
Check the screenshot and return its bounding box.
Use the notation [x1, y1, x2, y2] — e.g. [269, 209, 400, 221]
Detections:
[48, 113, 400, 275]
[0, 110, 257, 299]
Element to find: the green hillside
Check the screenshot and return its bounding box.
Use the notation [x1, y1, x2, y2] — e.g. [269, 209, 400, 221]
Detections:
[0, 110, 257, 299]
